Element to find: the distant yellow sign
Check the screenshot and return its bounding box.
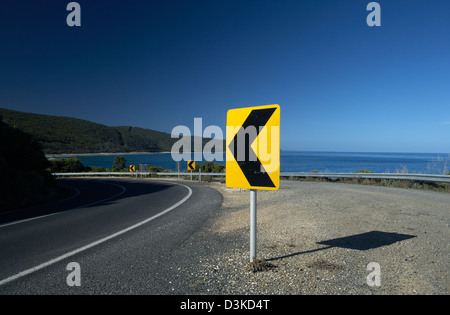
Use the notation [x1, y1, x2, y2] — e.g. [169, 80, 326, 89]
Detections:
[187, 160, 196, 171]
[226, 104, 280, 190]
[129, 165, 136, 172]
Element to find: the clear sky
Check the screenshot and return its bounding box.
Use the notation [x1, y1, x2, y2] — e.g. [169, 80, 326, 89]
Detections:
[1, 0, 449, 153]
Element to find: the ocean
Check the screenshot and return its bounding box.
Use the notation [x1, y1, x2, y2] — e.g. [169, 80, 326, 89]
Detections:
[49, 151, 450, 174]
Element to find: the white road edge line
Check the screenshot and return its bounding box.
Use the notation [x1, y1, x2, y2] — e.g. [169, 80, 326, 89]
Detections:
[0, 182, 192, 287]
[0, 181, 125, 229]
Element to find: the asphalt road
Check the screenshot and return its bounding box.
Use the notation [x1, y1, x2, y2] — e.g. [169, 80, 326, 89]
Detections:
[0, 178, 222, 294]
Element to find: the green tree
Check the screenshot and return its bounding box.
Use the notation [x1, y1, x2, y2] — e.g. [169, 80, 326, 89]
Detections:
[90, 166, 106, 172]
[354, 169, 375, 173]
[198, 161, 225, 173]
[50, 158, 86, 173]
[0, 116, 56, 211]
[148, 165, 164, 173]
[63, 158, 85, 172]
[112, 156, 126, 171]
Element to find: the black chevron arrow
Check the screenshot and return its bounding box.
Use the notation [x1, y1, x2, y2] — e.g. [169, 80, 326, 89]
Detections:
[188, 161, 195, 170]
[228, 107, 276, 188]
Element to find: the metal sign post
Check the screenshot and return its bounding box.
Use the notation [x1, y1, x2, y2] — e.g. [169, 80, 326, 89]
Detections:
[226, 104, 280, 263]
[250, 189, 257, 262]
[187, 160, 195, 181]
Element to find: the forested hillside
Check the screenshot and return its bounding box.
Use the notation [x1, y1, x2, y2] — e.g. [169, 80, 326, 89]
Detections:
[0, 115, 57, 211]
[0, 108, 191, 154]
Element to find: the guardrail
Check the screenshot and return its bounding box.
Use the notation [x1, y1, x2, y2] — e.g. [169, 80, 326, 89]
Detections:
[53, 172, 450, 183]
[280, 172, 450, 183]
[53, 172, 225, 177]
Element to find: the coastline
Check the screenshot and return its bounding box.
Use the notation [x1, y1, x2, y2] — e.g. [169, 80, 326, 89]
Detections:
[46, 151, 172, 158]
[45, 152, 449, 175]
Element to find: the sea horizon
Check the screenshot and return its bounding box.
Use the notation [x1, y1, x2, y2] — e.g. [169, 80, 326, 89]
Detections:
[47, 151, 450, 175]
[48, 149, 450, 156]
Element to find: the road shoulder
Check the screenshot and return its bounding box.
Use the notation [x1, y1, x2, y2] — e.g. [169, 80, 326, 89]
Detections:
[176, 180, 449, 294]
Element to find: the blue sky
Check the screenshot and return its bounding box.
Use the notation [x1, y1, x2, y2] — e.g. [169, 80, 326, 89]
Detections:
[1, 0, 449, 153]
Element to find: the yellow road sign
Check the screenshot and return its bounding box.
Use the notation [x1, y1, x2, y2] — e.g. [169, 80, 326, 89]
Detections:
[129, 165, 136, 172]
[226, 104, 280, 190]
[187, 160, 196, 171]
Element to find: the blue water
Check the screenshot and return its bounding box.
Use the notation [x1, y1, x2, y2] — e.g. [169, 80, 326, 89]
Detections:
[281, 151, 449, 173]
[49, 151, 450, 174]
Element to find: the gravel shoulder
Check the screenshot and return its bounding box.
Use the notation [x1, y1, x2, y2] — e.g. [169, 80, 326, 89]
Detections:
[174, 180, 449, 295]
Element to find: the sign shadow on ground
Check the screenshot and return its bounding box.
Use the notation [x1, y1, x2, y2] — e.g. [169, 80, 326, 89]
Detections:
[268, 230, 416, 262]
[316, 230, 416, 251]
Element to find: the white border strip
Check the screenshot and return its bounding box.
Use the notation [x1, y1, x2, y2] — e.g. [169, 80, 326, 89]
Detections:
[0, 183, 192, 286]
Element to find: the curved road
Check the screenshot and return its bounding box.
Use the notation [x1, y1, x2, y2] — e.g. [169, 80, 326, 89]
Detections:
[0, 178, 222, 294]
